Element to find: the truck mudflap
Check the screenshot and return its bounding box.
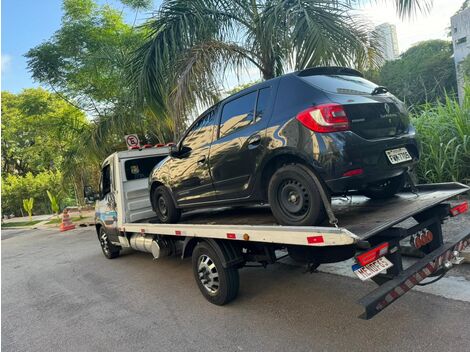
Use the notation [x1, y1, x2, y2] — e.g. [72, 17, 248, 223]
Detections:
[358, 229, 470, 319]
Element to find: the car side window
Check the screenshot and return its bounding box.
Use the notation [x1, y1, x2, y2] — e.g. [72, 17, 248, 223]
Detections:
[255, 87, 272, 123]
[182, 109, 217, 150]
[100, 164, 111, 199]
[219, 91, 257, 138]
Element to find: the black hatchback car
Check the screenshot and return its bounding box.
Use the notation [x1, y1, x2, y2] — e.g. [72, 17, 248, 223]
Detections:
[149, 67, 419, 226]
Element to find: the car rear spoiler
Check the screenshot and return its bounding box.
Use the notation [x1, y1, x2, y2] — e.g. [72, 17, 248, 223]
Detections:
[358, 228, 470, 319]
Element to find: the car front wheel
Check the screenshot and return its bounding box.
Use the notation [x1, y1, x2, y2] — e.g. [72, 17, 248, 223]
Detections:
[152, 185, 181, 223]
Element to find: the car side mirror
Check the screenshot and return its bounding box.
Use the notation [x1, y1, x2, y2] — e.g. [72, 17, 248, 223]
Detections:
[170, 145, 191, 158]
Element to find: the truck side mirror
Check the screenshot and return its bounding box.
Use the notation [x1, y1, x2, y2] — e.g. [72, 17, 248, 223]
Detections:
[83, 185, 97, 203]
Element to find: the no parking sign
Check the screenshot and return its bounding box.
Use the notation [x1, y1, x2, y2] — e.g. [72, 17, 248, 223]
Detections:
[125, 134, 140, 149]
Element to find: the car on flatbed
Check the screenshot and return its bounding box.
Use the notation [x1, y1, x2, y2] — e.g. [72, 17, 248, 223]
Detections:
[149, 66, 419, 226]
[86, 147, 469, 319]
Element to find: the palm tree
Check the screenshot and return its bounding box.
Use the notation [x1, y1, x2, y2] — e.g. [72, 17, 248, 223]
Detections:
[129, 0, 432, 135]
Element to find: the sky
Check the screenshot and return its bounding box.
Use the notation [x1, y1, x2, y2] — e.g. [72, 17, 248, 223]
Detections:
[0, 0, 465, 93]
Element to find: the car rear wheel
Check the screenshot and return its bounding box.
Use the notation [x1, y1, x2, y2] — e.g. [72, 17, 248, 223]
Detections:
[363, 174, 405, 199]
[153, 185, 181, 223]
[268, 164, 326, 226]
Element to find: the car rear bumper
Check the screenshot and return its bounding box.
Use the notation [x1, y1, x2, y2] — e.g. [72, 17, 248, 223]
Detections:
[318, 131, 419, 194]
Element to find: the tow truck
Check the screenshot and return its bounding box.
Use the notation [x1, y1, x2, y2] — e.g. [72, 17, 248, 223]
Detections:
[86, 146, 470, 319]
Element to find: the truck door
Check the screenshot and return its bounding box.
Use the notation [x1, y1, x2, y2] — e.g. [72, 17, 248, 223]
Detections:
[170, 108, 218, 205]
[209, 87, 273, 200]
[96, 159, 119, 243]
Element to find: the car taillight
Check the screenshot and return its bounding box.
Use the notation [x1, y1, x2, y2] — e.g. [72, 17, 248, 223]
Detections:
[356, 242, 389, 266]
[296, 103, 350, 133]
[450, 201, 468, 217]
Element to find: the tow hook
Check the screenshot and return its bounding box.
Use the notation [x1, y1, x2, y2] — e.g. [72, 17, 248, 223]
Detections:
[451, 250, 465, 265]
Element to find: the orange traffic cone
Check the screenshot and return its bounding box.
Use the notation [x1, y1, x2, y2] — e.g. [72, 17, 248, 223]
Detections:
[60, 208, 76, 232]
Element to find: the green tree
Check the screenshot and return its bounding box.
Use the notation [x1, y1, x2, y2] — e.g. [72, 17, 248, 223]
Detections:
[2, 171, 70, 216]
[378, 40, 457, 106]
[23, 198, 34, 221]
[1, 88, 88, 175]
[26, 0, 174, 150]
[129, 0, 383, 135]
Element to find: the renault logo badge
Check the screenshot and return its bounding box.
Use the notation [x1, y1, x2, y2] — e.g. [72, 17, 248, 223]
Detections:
[384, 103, 390, 114]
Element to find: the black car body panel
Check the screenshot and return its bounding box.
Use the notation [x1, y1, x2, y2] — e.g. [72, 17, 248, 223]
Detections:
[149, 67, 419, 209]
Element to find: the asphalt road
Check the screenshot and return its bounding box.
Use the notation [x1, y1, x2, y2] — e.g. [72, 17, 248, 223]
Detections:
[2, 226, 470, 352]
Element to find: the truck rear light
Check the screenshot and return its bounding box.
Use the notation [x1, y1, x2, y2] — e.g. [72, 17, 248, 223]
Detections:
[343, 168, 364, 177]
[296, 103, 350, 133]
[450, 201, 468, 217]
[356, 242, 389, 266]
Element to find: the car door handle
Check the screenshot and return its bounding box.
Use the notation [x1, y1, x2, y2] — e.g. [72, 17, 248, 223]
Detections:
[197, 155, 207, 165]
[247, 134, 261, 149]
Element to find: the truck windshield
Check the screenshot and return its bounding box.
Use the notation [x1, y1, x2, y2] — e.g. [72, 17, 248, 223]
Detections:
[124, 156, 166, 181]
[300, 75, 378, 95]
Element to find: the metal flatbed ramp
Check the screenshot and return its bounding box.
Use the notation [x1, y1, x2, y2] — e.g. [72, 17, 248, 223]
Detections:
[334, 183, 469, 239]
[122, 182, 468, 246]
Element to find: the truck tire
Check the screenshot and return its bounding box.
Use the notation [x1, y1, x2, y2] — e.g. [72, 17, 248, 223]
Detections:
[98, 227, 120, 259]
[268, 164, 326, 226]
[363, 174, 405, 199]
[153, 185, 181, 223]
[192, 241, 239, 305]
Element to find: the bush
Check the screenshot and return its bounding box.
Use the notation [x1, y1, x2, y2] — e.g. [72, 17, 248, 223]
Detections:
[411, 86, 470, 184]
[1, 171, 76, 216]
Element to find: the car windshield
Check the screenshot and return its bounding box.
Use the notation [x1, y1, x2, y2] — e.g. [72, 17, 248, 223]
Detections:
[300, 74, 378, 95]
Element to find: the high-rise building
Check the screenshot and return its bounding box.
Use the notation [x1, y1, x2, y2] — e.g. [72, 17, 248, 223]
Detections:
[451, 7, 470, 105]
[373, 23, 399, 64]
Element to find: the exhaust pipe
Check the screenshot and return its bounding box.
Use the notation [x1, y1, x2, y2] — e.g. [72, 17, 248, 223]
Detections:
[129, 234, 172, 259]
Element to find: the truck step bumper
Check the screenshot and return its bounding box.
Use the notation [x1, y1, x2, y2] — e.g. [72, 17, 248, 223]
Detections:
[357, 229, 470, 319]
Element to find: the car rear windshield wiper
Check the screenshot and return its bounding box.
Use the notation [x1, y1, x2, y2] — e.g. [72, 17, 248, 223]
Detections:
[371, 86, 389, 95]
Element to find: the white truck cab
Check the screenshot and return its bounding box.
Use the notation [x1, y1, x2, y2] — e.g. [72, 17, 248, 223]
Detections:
[91, 147, 170, 247]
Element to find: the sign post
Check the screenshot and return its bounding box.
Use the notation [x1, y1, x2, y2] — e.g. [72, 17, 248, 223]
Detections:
[125, 134, 140, 149]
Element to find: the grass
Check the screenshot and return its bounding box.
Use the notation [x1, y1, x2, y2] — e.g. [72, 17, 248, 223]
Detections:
[1, 220, 42, 228]
[411, 86, 470, 184]
[46, 216, 86, 225]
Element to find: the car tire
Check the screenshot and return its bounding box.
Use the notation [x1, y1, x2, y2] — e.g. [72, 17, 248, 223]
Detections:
[192, 241, 239, 305]
[153, 185, 181, 223]
[98, 227, 120, 259]
[268, 164, 326, 226]
[363, 174, 405, 199]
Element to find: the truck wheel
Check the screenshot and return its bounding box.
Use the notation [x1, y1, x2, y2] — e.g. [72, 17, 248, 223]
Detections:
[363, 174, 405, 199]
[192, 242, 239, 305]
[268, 164, 326, 226]
[153, 185, 181, 223]
[98, 227, 120, 259]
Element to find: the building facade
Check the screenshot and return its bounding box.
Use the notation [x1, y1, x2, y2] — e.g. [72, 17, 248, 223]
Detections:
[373, 23, 400, 64]
[451, 7, 470, 105]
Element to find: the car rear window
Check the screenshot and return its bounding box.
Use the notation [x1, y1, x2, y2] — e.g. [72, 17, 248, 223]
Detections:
[300, 75, 378, 95]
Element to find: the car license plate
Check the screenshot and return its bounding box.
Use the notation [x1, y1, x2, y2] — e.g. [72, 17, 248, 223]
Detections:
[385, 147, 412, 164]
[352, 256, 393, 281]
